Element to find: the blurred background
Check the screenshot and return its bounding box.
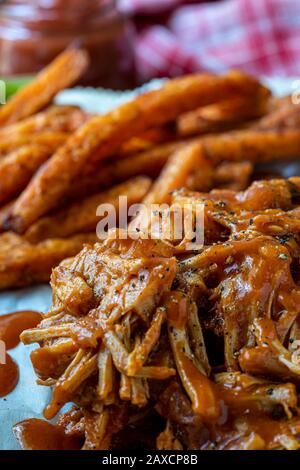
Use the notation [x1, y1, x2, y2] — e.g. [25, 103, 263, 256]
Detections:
[0, 0, 299, 89]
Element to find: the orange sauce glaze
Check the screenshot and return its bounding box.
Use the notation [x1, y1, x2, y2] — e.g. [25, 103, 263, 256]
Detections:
[0, 310, 42, 397]
[13, 418, 81, 450]
[0, 353, 19, 397]
[165, 292, 221, 420]
[0, 311, 81, 450]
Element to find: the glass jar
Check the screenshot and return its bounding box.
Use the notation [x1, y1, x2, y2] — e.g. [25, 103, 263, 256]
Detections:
[0, 0, 136, 89]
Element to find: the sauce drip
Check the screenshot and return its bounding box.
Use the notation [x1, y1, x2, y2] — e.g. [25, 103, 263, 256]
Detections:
[164, 291, 188, 328]
[164, 292, 221, 420]
[0, 310, 42, 397]
[0, 353, 19, 397]
[13, 418, 82, 450]
[0, 310, 42, 350]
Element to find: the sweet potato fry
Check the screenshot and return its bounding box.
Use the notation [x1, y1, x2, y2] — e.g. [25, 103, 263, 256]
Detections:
[177, 93, 269, 137]
[177, 160, 253, 193]
[70, 140, 185, 200]
[7, 71, 268, 232]
[25, 176, 151, 242]
[129, 142, 211, 231]
[202, 129, 300, 164]
[118, 126, 176, 157]
[0, 132, 68, 157]
[140, 142, 211, 206]
[0, 232, 97, 290]
[0, 141, 179, 225]
[214, 161, 253, 191]
[108, 140, 183, 178]
[131, 130, 300, 222]
[255, 101, 300, 130]
[0, 48, 89, 126]
[0, 199, 15, 233]
[0, 143, 66, 204]
[0, 106, 90, 139]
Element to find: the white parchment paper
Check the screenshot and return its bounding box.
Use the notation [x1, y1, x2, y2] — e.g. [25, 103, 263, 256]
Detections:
[0, 78, 297, 450]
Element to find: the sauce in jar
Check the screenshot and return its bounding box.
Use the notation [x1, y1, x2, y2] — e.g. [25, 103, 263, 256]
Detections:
[0, 0, 136, 89]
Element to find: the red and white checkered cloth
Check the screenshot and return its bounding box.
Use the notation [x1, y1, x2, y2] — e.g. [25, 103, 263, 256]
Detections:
[120, 0, 300, 81]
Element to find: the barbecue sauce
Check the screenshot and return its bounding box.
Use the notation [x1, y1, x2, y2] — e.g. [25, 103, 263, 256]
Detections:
[13, 418, 81, 450]
[0, 310, 42, 397]
[0, 310, 42, 350]
[0, 310, 80, 450]
[0, 353, 19, 397]
[164, 292, 221, 420]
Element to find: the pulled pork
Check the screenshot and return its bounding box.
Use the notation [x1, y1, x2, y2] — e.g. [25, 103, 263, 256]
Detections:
[21, 177, 300, 450]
